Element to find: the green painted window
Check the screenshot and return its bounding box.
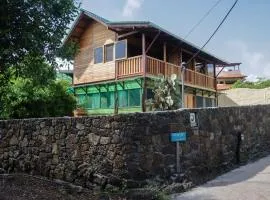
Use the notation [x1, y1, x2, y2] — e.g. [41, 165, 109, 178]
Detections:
[129, 89, 141, 106]
[100, 92, 108, 108]
[77, 94, 87, 106]
[101, 92, 115, 108]
[85, 93, 100, 109]
[118, 90, 128, 107]
[108, 92, 115, 108]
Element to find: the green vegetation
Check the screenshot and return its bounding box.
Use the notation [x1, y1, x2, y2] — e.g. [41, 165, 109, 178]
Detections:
[232, 78, 270, 89]
[0, 0, 79, 118]
[0, 0, 79, 70]
[1, 57, 76, 119]
[147, 74, 181, 111]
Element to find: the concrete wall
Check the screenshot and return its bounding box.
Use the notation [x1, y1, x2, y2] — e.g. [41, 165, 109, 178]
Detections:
[1, 105, 270, 190]
[219, 88, 270, 107]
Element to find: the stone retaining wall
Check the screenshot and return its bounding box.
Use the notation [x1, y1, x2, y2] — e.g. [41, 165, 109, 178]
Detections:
[1, 105, 270, 190]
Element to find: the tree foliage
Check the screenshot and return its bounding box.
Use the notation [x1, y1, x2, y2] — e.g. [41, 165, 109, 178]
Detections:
[232, 78, 270, 89]
[1, 58, 76, 119]
[0, 0, 80, 118]
[0, 0, 79, 70]
[147, 74, 181, 111]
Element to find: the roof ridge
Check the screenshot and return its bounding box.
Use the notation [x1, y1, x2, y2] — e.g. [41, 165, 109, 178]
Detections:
[80, 8, 110, 24]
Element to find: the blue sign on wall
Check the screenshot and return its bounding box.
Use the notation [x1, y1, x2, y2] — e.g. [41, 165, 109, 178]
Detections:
[170, 132, 187, 142]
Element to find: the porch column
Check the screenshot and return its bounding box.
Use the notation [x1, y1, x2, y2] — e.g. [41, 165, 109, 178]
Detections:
[193, 59, 196, 85]
[179, 48, 184, 107]
[163, 42, 167, 62]
[142, 33, 147, 112]
[114, 34, 119, 114]
[163, 42, 167, 77]
[213, 63, 218, 106]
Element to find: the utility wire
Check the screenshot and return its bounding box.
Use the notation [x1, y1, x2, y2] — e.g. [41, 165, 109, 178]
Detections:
[184, 0, 223, 39]
[185, 0, 239, 66]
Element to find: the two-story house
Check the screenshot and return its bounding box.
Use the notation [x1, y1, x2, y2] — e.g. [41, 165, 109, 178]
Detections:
[64, 9, 239, 115]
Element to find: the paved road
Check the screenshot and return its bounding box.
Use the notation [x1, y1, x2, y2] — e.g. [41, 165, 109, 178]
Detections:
[172, 156, 270, 200]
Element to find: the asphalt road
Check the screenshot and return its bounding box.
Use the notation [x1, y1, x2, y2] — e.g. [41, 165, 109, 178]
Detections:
[172, 155, 270, 200]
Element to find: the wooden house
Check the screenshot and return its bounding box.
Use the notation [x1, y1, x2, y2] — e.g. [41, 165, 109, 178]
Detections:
[64, 9, 239, 115]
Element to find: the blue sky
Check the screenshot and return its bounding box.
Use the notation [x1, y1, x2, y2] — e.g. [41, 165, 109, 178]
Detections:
[81, 0, 270, 80]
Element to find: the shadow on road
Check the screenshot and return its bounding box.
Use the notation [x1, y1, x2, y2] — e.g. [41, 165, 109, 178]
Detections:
[173, 156, 270, 200]
[203, 156, 270, 187]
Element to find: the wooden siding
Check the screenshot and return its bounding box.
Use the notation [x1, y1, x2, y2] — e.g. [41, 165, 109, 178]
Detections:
[185, 94, 195, 108]
[74, 21, 116, 85]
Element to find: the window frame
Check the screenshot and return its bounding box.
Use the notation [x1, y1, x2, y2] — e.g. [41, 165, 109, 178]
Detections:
[94, 46, 104, 64]
[104, 43, 114, 63]
[93, 39, 128, 64]
[115, 39, 127, 60]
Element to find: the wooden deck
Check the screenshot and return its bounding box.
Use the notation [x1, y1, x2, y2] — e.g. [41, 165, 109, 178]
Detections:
[116, 55, 215, 90]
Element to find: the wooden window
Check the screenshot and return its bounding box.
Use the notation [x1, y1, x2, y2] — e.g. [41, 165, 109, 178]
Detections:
[94, 47, 103, 64]
[115, 40, 127, 60]
[105, 43, 114, 62]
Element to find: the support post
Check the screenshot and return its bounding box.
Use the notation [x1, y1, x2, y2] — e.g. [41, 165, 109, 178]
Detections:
[114, 82, 118, 114]
[181, 65, 185, 108]
[163, 42, 167, 62]
[193, 59, 196, 85]
[163, 42, 167, 76]
[141, 33, 146, 112]
[114, 33, 119, 114]
[213, 63, 218, 106]
[179, 48, 183, 107]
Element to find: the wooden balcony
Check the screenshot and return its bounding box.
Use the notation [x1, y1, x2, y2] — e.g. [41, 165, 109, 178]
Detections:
[116, 55, 215, 90]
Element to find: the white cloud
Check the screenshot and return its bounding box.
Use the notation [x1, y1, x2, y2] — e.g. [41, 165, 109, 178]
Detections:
[246, 74, 259, 82]
[122, 0, 144, 17]
[226, 40, 270, 79]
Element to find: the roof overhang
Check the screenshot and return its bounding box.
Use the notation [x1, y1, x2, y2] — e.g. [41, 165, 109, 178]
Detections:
[64, 9, 240, 66]
[108, 22, 231, 65]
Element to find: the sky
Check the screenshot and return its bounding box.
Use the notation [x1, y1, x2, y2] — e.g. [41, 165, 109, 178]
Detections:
[81, 0, 270, 81]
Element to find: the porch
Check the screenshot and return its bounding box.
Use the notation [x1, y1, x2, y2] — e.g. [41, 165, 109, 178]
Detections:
[116, 55, 215, 90]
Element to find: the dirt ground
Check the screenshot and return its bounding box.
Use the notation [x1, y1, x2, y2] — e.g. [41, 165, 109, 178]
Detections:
[0, 174, 124, 200]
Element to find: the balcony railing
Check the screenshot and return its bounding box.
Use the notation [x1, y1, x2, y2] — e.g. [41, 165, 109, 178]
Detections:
[116, 55, 215, 90]
[116, 55, 143, 78]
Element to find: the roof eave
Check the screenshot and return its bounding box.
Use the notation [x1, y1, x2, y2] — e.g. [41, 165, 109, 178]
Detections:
[63, 9, 110, 45]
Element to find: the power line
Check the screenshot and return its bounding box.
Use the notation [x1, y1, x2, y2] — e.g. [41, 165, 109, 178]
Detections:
[184, 0, 223, 39]
[185, 0, 239, 66]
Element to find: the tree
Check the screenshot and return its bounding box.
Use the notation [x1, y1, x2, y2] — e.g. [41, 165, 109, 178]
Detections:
[1, 57, 76, 119]
[147, 74, 181, 111]
[0, 0, 79, 71]
[232, 78, 270, 89]
[0, 0, 80, 117]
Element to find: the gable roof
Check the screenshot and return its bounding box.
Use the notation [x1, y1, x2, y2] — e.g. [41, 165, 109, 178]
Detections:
[64, 9, 235, 65]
